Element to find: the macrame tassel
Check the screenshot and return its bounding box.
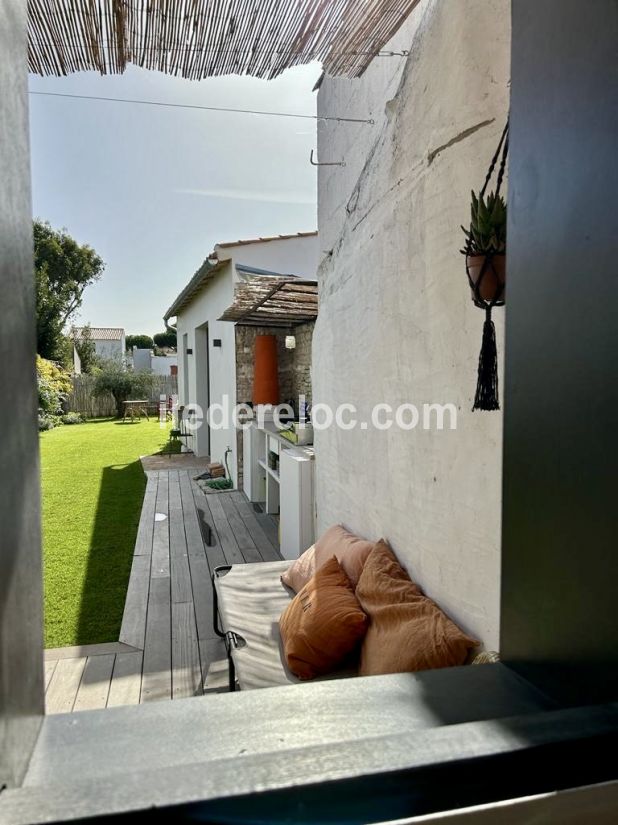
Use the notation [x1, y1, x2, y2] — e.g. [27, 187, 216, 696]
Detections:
[473, 307, 500, 411]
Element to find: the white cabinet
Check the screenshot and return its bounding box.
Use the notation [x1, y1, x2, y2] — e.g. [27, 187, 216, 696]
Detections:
[243, 423, 314, 559]
[279, 447, 315, 560]
[243, 423, 264, 502]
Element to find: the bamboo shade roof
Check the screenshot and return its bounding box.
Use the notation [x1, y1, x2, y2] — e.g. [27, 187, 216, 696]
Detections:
[219, 276, 318, 327]
[28, 0, 421, 79]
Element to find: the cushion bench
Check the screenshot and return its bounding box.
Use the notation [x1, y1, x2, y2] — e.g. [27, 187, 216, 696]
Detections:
[212, 561, 497, 692]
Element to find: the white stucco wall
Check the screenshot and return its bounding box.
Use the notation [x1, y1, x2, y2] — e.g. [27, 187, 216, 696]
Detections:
[218, 234, 319, 280]
[174, 233, 319, 485]
[94, 339, 124, 361]
[132, 348, 152, 372]
[134, 349, 178, 376]
[151, 355, 178, 376]
[176, 263, 237, 479]
[313, 0, 510, 649]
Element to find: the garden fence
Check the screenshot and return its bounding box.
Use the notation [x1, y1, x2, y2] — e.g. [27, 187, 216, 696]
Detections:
[66, 374, 179, 418]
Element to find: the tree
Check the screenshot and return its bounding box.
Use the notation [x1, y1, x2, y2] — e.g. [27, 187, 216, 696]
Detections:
[71, 324, 99, 374]
[153, 330, 177, 349]
[93, 359, 154, 418]
[34, 220, 104, 361]
[126, 334, 154, 351]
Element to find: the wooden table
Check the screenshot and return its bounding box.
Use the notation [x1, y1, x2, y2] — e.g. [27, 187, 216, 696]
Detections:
[122, 400, 149, 422]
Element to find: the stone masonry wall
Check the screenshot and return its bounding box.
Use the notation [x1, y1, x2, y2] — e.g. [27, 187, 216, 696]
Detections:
[234, 322, 314, 488]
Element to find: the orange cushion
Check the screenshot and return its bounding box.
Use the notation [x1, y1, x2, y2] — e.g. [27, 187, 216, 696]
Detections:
[356, 541, 478, 676]
[279, 556, 369, 680]
[281, 525, 374, 593]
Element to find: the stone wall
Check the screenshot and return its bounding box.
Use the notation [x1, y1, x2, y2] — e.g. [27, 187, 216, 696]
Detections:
[290, 322, 314, 404]
[235, 322, 314, 487]
[313, 0, 510, 649]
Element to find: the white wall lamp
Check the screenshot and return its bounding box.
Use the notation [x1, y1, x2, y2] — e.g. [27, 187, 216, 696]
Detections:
[285, 335, 296, 350]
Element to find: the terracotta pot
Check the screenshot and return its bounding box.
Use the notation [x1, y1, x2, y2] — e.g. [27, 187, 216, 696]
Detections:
[466, 253, 506, 303]
[253, 335, 279, 405]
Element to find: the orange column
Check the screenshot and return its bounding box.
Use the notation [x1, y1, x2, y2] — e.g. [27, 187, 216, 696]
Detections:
[253, 334, 279, 405]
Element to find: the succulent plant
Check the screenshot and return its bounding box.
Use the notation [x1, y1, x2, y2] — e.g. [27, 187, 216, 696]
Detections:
[461, 190, 507, 255]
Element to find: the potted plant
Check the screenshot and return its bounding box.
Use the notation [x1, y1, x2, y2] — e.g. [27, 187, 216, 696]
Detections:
[461, 189, 507, 304]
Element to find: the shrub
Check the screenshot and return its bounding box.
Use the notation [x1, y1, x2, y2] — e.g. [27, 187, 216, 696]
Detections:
[37, 355, 72, 428]
[61, 412, 84, 425]
[38, 414, 56, 432]
[93, 359, 155, 418]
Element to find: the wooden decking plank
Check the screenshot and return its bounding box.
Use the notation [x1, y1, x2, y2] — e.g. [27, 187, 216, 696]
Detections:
[179, 471, 206, 557]
[169, 471, 193, 604]
[45, 642, 140, 661]
[107, 651, 143, 708]
[44, 659, 58, 692]
[205, 494, 245, 565]
[239, 496, 280, 548]
[171, 551, 193, 604]
[187, 553, 219, 641]
[133, 473, 158, 556]
[118, 555, 151, 649]
[218, 494, 263, 563]
[140, 577, 172, 703]
[45, 657, 87, 714]
[191, 484, 227, 570]
[255, 511, 280, 549]
[172, 601, 202, 699]
[72, 653, 115, 712]
[168, 471, 185, 558]
[229, 491, 281, 561]
[199, 638, 228, 693]
[151, 471, 170, 578]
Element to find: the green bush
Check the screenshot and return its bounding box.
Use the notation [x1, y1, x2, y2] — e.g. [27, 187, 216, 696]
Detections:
[38, 414, 56, 432]
[37, 355, 72, 429]
[61, 412, 84, 425]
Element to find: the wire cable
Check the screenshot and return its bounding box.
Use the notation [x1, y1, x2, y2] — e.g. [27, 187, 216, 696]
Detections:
[28, 90, 375, 124]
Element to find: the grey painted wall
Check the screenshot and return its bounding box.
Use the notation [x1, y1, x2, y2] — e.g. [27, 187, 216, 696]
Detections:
[0, 0, 45, 787]
[501, 0, 618, 704]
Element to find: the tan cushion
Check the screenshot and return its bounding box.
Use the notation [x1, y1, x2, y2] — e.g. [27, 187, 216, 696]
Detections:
[279, 556, 368, 680]
[281, 525, 374, 593]
[356, 540, 478, 676]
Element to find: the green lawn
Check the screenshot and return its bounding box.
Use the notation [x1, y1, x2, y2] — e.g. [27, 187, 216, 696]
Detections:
[40, 418, 172, 648]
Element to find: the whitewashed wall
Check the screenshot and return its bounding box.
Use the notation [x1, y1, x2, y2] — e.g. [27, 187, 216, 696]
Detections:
[219, 234, 319, 280]
[94, 339, 124, 361]
[313, 0, 510, 648]
[176, 263, 237, 477]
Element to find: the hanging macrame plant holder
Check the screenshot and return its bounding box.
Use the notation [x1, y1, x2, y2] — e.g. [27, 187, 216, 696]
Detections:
[464, 121, 509, 411]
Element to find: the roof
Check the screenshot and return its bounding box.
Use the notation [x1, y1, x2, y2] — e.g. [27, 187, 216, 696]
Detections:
[217, 232, 317, 250]
[74, 327, 124, 341]
[28, 1, 421, 80]
[164, 232, 317, 320]
[164, 257, 224, 322]
[218, 277, 318, 328]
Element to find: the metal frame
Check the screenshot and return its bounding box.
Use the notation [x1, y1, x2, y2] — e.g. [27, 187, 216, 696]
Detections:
[212, 565, 238, 692]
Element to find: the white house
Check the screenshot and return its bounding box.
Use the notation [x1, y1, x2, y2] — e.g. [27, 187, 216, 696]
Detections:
[73, 327, 126, 366]
[132, 348, 178, 377]
[163, 232, 319, 486]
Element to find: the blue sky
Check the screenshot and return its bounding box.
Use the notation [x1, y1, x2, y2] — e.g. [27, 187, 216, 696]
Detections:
[28, 63, 322, 336]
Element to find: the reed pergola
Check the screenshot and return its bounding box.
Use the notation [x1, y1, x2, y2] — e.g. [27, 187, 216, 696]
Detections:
[219, 276, 318, 328]
[28, 0, 421, 79]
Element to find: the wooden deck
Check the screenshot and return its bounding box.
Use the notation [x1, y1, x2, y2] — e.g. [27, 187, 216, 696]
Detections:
[45, 471, 281, 714]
